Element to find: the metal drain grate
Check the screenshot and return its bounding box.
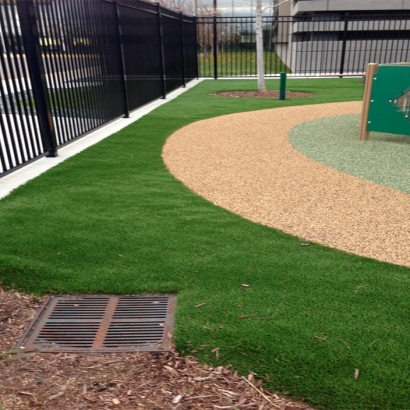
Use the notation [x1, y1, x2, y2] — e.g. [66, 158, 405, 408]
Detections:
[18, 295, 176, 352]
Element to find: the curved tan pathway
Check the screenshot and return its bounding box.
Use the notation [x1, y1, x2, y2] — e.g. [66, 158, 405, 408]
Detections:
[162, 101, 410, 268]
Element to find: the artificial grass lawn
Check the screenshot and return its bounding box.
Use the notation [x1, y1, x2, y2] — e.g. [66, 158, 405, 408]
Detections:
[1, 78, 409, 409]
[198, 50, 290, 77]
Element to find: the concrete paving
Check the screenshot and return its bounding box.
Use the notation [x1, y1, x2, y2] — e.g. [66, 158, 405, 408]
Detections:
[0, 79, 203, 200]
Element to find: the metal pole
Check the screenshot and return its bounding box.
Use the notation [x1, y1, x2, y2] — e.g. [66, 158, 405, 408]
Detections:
[213, 0, 217, 79]
[16, 0, 58, 157]
[180, 12, 186, 87]
[114, 0, 130, 117]
[339, 12, 349, 76]
[157, 4, 167, 98]
[279, 71, 286, 100]
[194, 16, 199, 79]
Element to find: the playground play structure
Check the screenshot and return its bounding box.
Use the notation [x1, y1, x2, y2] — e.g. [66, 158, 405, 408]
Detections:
[359, 62, 410, 140]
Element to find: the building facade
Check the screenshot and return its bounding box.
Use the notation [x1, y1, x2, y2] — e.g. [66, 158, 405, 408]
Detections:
[276, 0, 410, 74]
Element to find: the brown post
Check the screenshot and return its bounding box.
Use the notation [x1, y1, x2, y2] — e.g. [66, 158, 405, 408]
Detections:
[359, 63, 379, 140]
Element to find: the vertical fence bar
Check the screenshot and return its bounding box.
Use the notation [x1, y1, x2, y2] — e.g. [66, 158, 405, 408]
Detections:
[3, 0, 35, 157]
[157, 4, 166, 98]
[0, 1, 28, 162]
[180, 12, 186, 87]
[64, 0, 88, 136]
[339, 13, 349, 76]
[41, 0, 74, 144]
[213, 14, 217, 79]
[16, 0, 58, 157]
[114, 0, 129, 117]
[193, 16, 199, 79]
[85, 0, 118, 125]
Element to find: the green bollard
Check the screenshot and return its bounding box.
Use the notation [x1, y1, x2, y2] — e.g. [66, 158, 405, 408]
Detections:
[279, 72, 287, 100]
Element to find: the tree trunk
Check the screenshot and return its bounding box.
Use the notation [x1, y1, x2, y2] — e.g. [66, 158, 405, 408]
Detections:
[255, 0, 266, 92]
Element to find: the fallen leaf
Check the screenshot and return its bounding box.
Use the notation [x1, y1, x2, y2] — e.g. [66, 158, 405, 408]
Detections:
[354, 368, 359, 379]
[193, 376, 213, 381]
[211, 347, 220, 360]
[172, 394, 183, 404]
[82, 394, 97, 403]
[47, 391, 65, 401]
[219, 389, 237, 397]
[164, 365, 180, 377]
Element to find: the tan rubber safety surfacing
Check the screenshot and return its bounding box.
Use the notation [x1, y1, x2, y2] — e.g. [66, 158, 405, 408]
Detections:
[162, 101, 410, 268]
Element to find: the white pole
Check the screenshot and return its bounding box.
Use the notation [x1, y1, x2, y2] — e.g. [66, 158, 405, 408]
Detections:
[256, 0, 266, 91]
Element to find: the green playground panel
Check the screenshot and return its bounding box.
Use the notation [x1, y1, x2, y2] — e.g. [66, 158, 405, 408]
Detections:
[368, 64, 410, 136]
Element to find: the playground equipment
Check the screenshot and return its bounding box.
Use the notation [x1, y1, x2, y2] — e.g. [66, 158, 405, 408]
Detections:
[359, 62, 410, 140]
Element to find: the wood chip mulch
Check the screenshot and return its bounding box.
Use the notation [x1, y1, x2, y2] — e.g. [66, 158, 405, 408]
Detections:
[212, 91, 316, 99]
[0, 287, 315, 410]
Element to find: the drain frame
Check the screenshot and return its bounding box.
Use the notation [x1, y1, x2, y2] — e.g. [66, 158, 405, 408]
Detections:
[17, 294, 176, 353]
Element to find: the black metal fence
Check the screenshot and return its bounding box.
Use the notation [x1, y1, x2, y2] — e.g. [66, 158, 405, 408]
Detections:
[3, 6, 410, 178]
[0, 0, 197, 177]
[197, 14, 410, 78]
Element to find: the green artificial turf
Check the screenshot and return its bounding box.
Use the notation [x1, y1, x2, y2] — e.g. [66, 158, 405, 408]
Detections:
[198, 50, 290, 77]
[1, 78, 410, 409]
[289, 113, 410, 193]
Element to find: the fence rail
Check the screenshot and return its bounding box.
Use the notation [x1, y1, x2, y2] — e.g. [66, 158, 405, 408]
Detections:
[0, 0, 197, 177]
[197, 14, 410, 78]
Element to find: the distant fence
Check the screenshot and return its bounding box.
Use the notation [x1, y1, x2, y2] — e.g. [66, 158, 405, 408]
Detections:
[197, 14, 410, 78]
[0, 0, 197, 177]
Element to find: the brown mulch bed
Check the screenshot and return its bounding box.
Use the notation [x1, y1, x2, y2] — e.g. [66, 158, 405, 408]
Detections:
[0, 287, 315, 410]
[213, 91, 316, 99]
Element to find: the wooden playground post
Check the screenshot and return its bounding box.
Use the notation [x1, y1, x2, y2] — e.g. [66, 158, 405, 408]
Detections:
[359, 63, 379, 140]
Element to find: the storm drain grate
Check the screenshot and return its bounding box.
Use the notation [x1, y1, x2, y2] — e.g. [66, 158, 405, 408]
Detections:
[18, 295, 176, 352]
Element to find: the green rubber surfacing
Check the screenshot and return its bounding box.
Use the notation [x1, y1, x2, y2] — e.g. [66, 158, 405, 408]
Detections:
[289, 113, 410, 193]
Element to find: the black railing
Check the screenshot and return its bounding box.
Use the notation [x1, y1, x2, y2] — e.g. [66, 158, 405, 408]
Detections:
[3, 7, 410, 178]
[0, 0, 197, 177]
[197, 14, 410, 77]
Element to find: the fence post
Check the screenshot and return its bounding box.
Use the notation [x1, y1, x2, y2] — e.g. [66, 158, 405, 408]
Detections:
[279, 72, 287, 100]
[16, 0, 58, 157]
[157, 4, 167, 99]
[213, 15, 217, 79]
[339, 13, 349, 76]
[194, 17, 199, 79]
[180, 12, 186, 87]
[113, 0, 130, 118]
